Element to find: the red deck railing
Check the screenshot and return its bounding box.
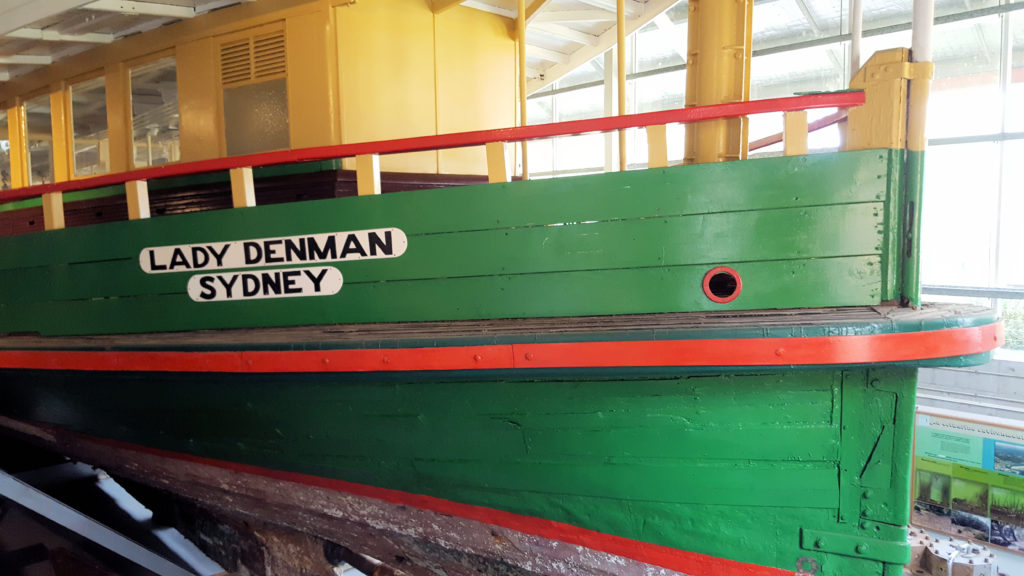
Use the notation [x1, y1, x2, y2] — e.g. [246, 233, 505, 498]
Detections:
[0, 91, 864, 205]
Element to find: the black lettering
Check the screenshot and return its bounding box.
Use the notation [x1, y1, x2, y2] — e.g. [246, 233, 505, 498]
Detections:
[208, 243, 230, 268]
[264, 240, 284, 264]
[368, 231, 393, 256]
[284, 238, 307, 262]
[147, 249, 167, 271]
[308, 236, 337, 261]
[243, 241, 262, 265]
[191, 246, 210, 269]
[242, 274, 260, 297]
[198, 276, 216, 300]
[169, 247, 190, 270]
[304, 268, 329, 292]
[282, 270, 302, 294]
[261, 271, 281, 296]
[340, 235, 367, 258]
[217, 274, 238, 298]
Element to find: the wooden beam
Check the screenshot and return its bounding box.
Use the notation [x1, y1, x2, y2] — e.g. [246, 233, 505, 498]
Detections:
[485, 142, 511, 183]
[356, 154, 381, 196]
[525, 44, 569, 64]
[229, 167, 255, 208]
[125, 180, 150, 220]
[42, 192, 65, 231]
[646, 124, 668, 168]
[0, 55, 52, 65]
[783, 111, 809, 156]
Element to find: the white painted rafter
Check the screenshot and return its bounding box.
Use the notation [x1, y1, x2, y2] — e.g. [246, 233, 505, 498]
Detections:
[533, 10, 615, 23]
[5, 27, 114, 43]
[0, 54, 53, 65]
[526, 44, 570, 64]
[526, 0, 679, 94]
[0, 71, 10, 81]
[0, 0, 95, 35]
[574, 0, 643, 17]
[83, 0, 196, 19]
[532, 22, 600, 46]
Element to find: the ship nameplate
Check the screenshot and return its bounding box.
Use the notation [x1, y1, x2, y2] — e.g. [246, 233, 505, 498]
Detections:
[137, 227, 406, 302]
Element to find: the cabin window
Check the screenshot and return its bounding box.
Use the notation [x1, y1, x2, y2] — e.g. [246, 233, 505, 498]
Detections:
[131, 57, 180, 168]
[70, 76, 110, 177]
[24, 94, 53, 186]
[0, 110, 10, 190]
[219, 27, 289, 156]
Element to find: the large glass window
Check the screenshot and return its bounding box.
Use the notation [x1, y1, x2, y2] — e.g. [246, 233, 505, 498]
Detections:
[526, 0, 1023, 349]
[70, 76, 109, 177]
[24, 94, 53, 186]
[131, 56, 180, 168]
[0, 110, 10, 190]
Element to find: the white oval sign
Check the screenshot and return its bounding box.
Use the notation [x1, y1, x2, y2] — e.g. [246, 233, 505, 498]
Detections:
[187, 266, 343, 302]
[141, 227, 407, 274]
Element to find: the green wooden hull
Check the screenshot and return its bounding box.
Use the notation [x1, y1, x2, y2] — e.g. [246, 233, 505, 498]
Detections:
[0, 149, 1001, 575]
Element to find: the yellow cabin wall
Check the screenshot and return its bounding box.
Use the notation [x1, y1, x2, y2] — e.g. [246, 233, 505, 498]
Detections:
[335, 0, 516, 175]
[0, 0, 516, 180]
[177, 38, 222, 162]
[435, 6, 517, 175]
[336, 0, 438, 174]
[287, 7, 341, 149]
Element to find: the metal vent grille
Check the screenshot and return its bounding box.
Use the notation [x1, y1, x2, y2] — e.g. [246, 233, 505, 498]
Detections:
[219, 28, 286, 87]
[253, 32, 286, 80]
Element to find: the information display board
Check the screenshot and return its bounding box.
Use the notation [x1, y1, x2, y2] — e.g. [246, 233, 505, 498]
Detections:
[914, 411, 1024, 552]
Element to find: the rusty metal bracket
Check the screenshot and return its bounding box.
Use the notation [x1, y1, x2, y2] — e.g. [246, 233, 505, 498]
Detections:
[800, 528, 910, 565]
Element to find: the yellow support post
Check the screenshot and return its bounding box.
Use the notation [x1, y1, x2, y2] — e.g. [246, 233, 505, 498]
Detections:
[646, 124, 668, 168]
[518, 0, 528, 181]
[684, 0, 754, 164]
[845, 49, 922, 151]
[42, 192, 65, 231]
[229, 166, 256, 208]
[356, 154, 382, 196]
[616, 0, 626, 172]
[125, 180, 150, 220]
[783, 111, 808, 156]
[105, 63, 132, 173]
[7, 105, 28, 188]
[486, 141, 511, 183]
[50, 88, 71, 183]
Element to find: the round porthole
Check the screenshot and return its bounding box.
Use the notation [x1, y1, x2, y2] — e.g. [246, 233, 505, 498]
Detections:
[702, 266, 742, 303]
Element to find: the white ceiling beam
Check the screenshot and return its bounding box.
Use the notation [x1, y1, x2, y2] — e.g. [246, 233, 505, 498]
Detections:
[526, 44, 570, 64]
[0, 54, 53, 65]
[5, 27, 114, 43]
[460, 0, 516, 19]
[525, 0, 555, 23]
[527, 0, 679, 94]
[533, 10, 615, 23]
[532, 22, 601, 46]
[196, 0, 254, 15]
[0, 0, 95, 35]
[573, 0, 643, 17]
[83, 0, 196, 19]
[0, 71, 10, 81]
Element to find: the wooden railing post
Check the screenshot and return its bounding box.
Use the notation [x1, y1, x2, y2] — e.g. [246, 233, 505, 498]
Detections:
[356, 154, 382, 196]
[486, 141, 511, 184]
[125, 180, 150, 220]
[783, 111, 809, 156]
[42, 192, 65, 231]
[646, 124, 669, 168]
[230, 167, 256, 208]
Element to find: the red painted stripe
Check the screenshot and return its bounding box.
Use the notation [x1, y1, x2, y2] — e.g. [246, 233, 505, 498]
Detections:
[0, 92, 864, 203]
[0, 323, 1003, 373]
[82, 434, 791, 576]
